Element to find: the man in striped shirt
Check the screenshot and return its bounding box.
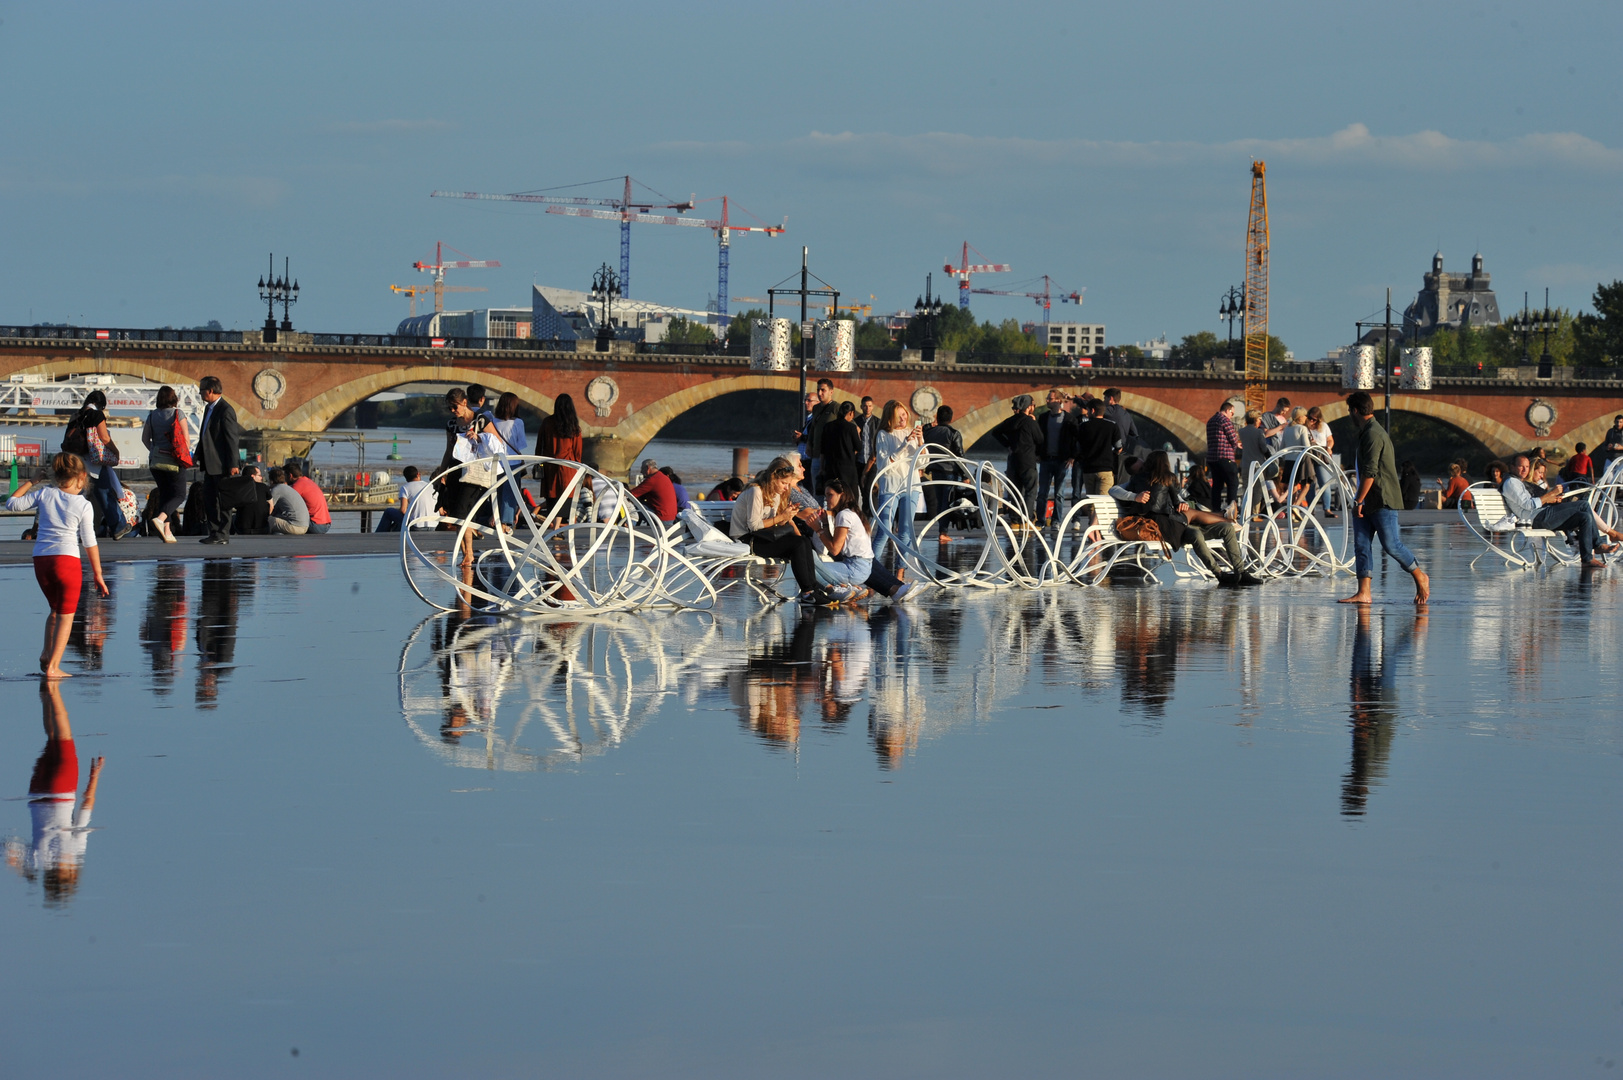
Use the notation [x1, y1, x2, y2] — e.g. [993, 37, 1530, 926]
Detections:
[1205, 400, 1242, 515]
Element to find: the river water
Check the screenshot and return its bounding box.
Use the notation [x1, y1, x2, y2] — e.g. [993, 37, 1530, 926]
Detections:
[0, 523, 1618, 1076]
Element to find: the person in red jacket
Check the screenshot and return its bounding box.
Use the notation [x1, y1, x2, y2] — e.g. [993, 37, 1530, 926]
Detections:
[285, 462, 333, 534]
[628, 458, 678, 523]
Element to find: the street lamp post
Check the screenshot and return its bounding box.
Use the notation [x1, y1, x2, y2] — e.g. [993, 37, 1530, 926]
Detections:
[258, 253, 298, 344]
[914, 273, 944, 365]
[1507, 289, 1557, 379]
[1218, 284, 1245, 349]
[590, 262, 620, 353]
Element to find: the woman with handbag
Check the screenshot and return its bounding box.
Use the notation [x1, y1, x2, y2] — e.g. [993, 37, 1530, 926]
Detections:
[140, 385, 191, 543]
[729, 459, 821, 601]
[1114, 451, 1251, 585]
[438, 388, 503, 565]
[533, 393, 584, 522]
[63, 391, 132, 540]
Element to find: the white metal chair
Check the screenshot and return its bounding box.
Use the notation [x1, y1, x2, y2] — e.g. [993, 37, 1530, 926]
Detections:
[1459, 482, 1578, 570]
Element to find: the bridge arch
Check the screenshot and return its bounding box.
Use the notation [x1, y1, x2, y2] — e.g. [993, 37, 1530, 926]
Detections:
[1560, 407, 1623, 456]
[955, 390, 1208, 455]
[1375, 395, 1524, 458]
[0, 356, 253, 415]
[280, 366, 558, 433]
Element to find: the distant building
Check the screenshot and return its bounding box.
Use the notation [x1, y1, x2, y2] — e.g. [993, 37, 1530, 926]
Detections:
[531, 286, 714, 344]
[1041, 321, 1106, 356]
[1135, 335, 1171, 361]
[1403, 251, 1502, 338]
[396, 308, 531, 339]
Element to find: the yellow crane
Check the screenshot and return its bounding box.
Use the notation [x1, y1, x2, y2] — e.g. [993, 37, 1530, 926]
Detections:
[390, 282, 486, 318]
[1243, 161, 1270, 413]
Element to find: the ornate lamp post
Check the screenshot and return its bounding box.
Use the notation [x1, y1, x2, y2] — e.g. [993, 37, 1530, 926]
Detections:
[1218, 284, 1245, 349]
[590, 262, 620, 353]
[914, 273, 945, 365]
[258, 254, 298, 344]
[1508, 289, 1558, 380]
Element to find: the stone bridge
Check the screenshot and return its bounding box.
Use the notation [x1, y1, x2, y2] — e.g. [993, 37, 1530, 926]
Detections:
[3, 337, 1619, 476]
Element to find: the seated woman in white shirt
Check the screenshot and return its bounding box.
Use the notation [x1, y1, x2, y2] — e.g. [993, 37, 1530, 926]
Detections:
[811, 478, 874, 600]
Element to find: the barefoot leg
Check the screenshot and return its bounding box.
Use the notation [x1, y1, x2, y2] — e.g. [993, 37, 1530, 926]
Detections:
[1410, 566, 1430, 604]
[43, 611, 73, 676]
[1337, 577, 1374, 604]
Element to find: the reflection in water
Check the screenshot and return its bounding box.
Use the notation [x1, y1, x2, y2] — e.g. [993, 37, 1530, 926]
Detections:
[68, 594, 113, 673]
[5, 682, 102, 907]
[139, 563, 189, 694]
[1343, 608, 1426, 817]
[195, 560, 252, 708]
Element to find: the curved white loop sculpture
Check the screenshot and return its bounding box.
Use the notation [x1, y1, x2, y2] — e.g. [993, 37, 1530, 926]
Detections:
[401, 456, 755, 616]
[1235, 445, 1357, 579]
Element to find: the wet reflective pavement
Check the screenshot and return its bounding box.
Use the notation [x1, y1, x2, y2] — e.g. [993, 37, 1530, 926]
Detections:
[1, 522, 1619, 1076]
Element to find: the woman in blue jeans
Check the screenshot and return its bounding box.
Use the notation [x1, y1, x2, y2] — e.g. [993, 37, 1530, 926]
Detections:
[870, 400, 925, 565]
[810, 479, 874, 599]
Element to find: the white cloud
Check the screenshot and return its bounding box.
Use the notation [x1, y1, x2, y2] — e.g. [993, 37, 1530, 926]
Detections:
[655, 124, 1623, 175]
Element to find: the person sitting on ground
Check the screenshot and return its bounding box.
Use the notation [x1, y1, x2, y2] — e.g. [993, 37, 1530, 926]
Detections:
[378, 466, 430, 532]
[628, 458, 679, 523]
[284, 462, 332, 534]
[1438, 462, 1471, 509]
[1111, 450, 1255, 586]
[1501, 453, 1620, 567]
[659, 467, 691, 513]
[809, 478, 875, 601]
[728, 458, 822, 601]
[1564, 442, 1595, 486]
[707, 476, 744, 502]
[232, 465, 271, 535]
[266, 467, 310, 535]
[782, 452, 823, 513]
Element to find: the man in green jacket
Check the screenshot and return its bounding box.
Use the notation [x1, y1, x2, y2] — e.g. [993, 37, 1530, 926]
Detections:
[1339, 391, 1430, 605]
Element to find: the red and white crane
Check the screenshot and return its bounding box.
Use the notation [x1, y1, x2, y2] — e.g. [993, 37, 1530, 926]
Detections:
[412, 241, 500, 313]
[969, 275, 1084, 328]
[944, 241, 1011, 310]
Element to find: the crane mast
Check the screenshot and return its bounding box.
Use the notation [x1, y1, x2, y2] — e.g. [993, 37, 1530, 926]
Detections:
[1242, 161, 1270, 414]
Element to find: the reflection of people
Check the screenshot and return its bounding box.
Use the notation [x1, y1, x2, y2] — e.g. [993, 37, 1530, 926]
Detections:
[5, 681, 103, 906]
[6, 452, 111, 678]
[1343, 608, 1426, 816]
[195, 559, 244, 706]
[140, 562, 188, 693]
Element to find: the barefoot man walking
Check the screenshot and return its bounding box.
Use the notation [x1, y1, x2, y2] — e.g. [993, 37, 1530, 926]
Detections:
[1339, 391, 1430, 606]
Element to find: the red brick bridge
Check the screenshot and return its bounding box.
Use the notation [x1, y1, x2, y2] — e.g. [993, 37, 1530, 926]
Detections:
[3, 337, 1618, 476]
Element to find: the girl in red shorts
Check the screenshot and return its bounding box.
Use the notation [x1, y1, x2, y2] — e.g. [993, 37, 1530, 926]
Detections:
[6, 453, 110, 679]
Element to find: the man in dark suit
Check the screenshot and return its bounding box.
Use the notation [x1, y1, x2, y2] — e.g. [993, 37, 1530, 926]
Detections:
[193, 374, 241, 546]
[993, 394, 1043, 526]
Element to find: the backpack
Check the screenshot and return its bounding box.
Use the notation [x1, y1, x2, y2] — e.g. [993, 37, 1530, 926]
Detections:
[63, 419, 89, 456]
[170, 411, 194, 467]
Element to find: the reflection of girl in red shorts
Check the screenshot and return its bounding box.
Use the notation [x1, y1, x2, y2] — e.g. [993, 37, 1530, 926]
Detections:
[4, 453, 110, 679]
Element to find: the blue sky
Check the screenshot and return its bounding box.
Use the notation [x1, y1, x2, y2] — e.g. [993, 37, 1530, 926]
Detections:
[1, 0, 1619, 359]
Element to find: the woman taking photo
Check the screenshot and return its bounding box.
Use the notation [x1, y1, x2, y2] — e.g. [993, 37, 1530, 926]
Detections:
[871, 399, 926, 564]
[140, 385, 190, 543]
[729, 458, 820, 601]
[62, 390, 131, 540]
[811, 478, 873, 601]
[533, 393, 584, 521]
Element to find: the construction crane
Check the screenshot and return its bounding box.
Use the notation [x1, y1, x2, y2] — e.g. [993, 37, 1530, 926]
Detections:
[390, 282, 485, 318]
[969, 275, 1084, 328]
[1242, 161, 1270, 414]
[944, 242, 1011, 310]
[431, 176, 696, 298]
[412, 242, 500, 313]
[548, 195, 784, 335]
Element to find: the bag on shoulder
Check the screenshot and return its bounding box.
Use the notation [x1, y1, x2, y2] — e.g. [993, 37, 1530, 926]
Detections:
[86, 426, 120, 467]
[63, 420, 89, 456]
[462, 454, 501, 489]
[171, 412, 194, 468]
